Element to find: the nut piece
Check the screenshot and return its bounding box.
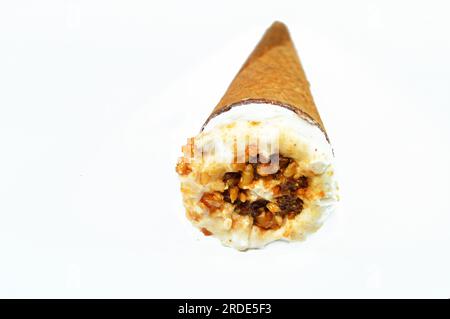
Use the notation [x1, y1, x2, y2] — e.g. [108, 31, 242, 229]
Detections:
[200, 227, 213, 236]
[272, 185, 281, 196]
[283, 161, 298, 178]
[229, 186, 239, 203]
[175, 161, 191, 176]
[266, 202, 281, 213]
[239, 164, 254, 187]
[256, 162, 280, 176]
[209, 181, 225, 192]
[200, 192, 223, 212]
[239, 192, 247, 202]
[199, 172, 210, 185]
[254, 211, 277, 229]
[274, 215, 283, 226]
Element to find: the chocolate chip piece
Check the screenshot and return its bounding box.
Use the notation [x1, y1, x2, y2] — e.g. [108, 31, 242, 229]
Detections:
[234, 199, 269, 217]
[223, 189, 231, 203]
[280, 178, 300, 193]
[280, 176, 309, 194]
[222, 172, 241, 187]
[234, 202, 250, 216]
[276, 195, 304, 216]
[298, 176, 308, 189]
[279, 156, 291, 169]
[249, 199, 269, 217]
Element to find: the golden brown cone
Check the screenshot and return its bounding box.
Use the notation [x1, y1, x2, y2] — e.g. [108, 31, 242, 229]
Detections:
[202, 21, 327, 139]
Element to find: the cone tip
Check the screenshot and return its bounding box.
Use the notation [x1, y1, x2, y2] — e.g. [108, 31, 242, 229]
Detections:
[264, 21, 291, 41]
[270, 21, 289, 31]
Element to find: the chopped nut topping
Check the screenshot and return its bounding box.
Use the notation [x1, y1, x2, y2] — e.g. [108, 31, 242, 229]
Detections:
[256, 162, 279, 176]
[266, 202, 281, 213]
[274, 215, 283, 226]
[254, 211, 277, 229]
[272, 185, 281, 195]
[200, 192, 223, 212]
[176, 161, 191, 176]
[239, 164, 254, 187]
[191, 154, 309, 230]
[199, 172, 210, 185]
[229, 186, 239, 203]
[239, 192, 247, 202]
[200, 227, 213, 236]
[283, 161, 298, 178]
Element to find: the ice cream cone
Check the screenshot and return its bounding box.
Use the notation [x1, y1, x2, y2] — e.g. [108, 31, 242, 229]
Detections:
[177, 22, 337, 250]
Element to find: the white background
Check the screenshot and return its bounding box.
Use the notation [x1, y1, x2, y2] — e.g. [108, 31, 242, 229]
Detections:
[0, 0, 449, 298]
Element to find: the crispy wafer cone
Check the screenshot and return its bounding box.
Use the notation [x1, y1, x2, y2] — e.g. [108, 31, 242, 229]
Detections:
[203, 21, 327, 138]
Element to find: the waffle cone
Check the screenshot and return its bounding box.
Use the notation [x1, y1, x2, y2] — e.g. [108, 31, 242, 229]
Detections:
[202, 21, 327, 139]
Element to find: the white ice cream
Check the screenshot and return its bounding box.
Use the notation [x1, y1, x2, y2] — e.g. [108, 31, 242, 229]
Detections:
[204, 103, 332, 157]
[178, 103, 338, 250]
